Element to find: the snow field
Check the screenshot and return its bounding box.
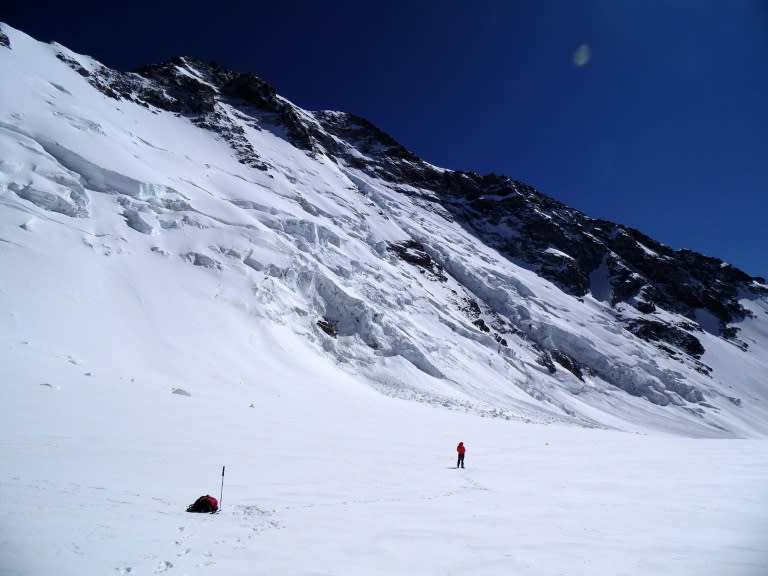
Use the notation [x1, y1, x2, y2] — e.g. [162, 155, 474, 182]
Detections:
[2, 373, 767, 575]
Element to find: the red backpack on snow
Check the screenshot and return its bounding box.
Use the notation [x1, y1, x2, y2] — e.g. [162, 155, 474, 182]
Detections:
[186, 494, 218, 513]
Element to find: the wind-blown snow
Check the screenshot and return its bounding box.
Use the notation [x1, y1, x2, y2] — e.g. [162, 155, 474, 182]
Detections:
[1, 23, 767, 575]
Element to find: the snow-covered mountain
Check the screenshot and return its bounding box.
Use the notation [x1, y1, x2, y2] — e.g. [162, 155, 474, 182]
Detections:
[2, 23, 768, 576]
[1, 23, 766, 437]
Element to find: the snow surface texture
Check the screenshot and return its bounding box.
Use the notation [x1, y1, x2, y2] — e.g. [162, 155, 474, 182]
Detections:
[0, 24, 767, 575]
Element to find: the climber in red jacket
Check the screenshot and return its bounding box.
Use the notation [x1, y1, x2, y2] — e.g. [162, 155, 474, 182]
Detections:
[456, 441, 466, 468]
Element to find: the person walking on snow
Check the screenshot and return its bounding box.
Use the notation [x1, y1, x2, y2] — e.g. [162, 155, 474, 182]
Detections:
[456, 441, 466, 468]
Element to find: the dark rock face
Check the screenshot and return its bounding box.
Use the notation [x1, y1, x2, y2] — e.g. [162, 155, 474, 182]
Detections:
[134, 57, 218, 114]
[56, 52, 89, 76]
[0, 30, 10, 49]
[314, 111, 421, 163]
[62, 52, 766, 363]
[317, 318, 337, 337]
[388, 240, 447, 282]
[550, 350, 584, 381]
[55, 55, 305, 170]
[627, 318, 706, 358]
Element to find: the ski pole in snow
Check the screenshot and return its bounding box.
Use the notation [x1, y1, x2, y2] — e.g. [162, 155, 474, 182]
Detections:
[219, 465, 225, 511]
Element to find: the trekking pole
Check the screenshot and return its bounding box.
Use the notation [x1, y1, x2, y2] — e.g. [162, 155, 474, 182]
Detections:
[219, 465, 225, 511]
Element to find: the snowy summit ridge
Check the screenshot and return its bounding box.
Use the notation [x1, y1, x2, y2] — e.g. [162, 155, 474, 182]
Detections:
[1, 22, 767, 438]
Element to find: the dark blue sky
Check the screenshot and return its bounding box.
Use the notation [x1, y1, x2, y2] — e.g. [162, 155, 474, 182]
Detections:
[6, 0, 767, 278]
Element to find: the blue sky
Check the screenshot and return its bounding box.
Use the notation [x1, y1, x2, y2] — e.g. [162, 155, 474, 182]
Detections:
[6, 0, 767, 278]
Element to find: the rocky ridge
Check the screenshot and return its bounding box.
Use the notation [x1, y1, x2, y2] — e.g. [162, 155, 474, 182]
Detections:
[61, 53, 766, 362]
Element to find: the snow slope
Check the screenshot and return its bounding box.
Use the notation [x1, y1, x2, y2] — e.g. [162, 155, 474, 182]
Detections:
[1, 24, 767, 575]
